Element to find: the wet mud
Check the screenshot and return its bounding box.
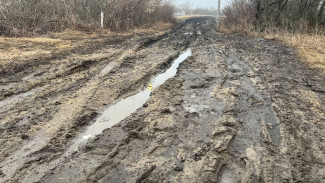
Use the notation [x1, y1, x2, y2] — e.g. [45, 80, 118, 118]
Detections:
[0, 17, 324, 183]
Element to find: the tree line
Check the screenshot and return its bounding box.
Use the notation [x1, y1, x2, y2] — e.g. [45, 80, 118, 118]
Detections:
[222, 0, 325, 33]
[0, 0, 174, 36]
[175, 1, 217, 16]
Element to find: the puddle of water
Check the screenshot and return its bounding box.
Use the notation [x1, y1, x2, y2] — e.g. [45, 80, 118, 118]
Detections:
[150, 49, 191, 88]
[67, 49, 192, 152]
[83, 89, 152, 139]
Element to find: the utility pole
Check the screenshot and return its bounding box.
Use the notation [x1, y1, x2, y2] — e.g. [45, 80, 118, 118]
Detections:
[101, 10, 104, 28]
[217, 0, 221, 28]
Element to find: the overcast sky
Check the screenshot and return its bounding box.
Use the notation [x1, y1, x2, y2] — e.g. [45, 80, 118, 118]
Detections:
[171, 0, 232, 9]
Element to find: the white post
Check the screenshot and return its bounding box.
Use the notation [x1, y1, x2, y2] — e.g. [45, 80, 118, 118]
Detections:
[101, 10, 104, 28]
[217, 0, 221, 28]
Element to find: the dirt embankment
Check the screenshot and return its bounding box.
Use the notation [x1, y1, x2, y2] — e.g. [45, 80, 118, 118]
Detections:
[0, 17, 324, 183]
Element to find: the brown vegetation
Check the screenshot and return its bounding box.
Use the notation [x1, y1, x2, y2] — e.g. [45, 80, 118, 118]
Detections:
[0, 23, 172, 73]
[221, 0, 325, 74]
[222, 0, 325, 33]
[0, 0, 174, 36]
[263, 33, 325, 74]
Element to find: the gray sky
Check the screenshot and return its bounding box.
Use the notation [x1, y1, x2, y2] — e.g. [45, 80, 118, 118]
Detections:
[172, 0, 232, 9]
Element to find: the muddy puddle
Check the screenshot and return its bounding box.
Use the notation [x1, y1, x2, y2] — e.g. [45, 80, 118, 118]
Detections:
[68, 49, 192, 152]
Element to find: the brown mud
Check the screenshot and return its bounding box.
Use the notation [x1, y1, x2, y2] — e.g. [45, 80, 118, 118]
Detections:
[0, 17, 324, 183]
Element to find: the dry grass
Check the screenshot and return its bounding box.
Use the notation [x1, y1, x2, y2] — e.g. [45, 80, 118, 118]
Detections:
[0, 23, 173, 68]
[0, 35, 93, 71]
[0, 37, 72, 61]
[222, 28, 325, 74]
[262, 33, 325, 74]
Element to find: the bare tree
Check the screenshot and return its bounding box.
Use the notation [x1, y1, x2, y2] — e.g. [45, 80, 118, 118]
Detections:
[181, 1, 192, 15]
[0, 0, 175, 36]
[222, 0, 325, 33]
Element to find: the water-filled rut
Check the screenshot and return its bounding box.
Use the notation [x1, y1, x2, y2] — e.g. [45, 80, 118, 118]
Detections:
[68, 49, 192, 152]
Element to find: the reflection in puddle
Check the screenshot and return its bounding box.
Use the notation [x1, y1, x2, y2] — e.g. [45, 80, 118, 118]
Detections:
[78, 49, 191, 143]
[84, 89, 151, 139]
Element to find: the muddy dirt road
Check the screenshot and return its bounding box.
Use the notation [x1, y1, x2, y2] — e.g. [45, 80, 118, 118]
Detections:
[1, 17, 324, 183]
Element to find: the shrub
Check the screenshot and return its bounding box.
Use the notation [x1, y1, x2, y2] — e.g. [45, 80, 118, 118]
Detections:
[0, 0, 174, 36]
[222, 0, 325, 34]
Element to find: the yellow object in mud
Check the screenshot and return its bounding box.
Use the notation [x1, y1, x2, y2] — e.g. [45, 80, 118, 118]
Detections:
[148, 84, 153, 91]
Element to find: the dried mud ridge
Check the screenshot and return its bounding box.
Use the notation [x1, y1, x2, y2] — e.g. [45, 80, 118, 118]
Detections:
[0, 17, 324, 183]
